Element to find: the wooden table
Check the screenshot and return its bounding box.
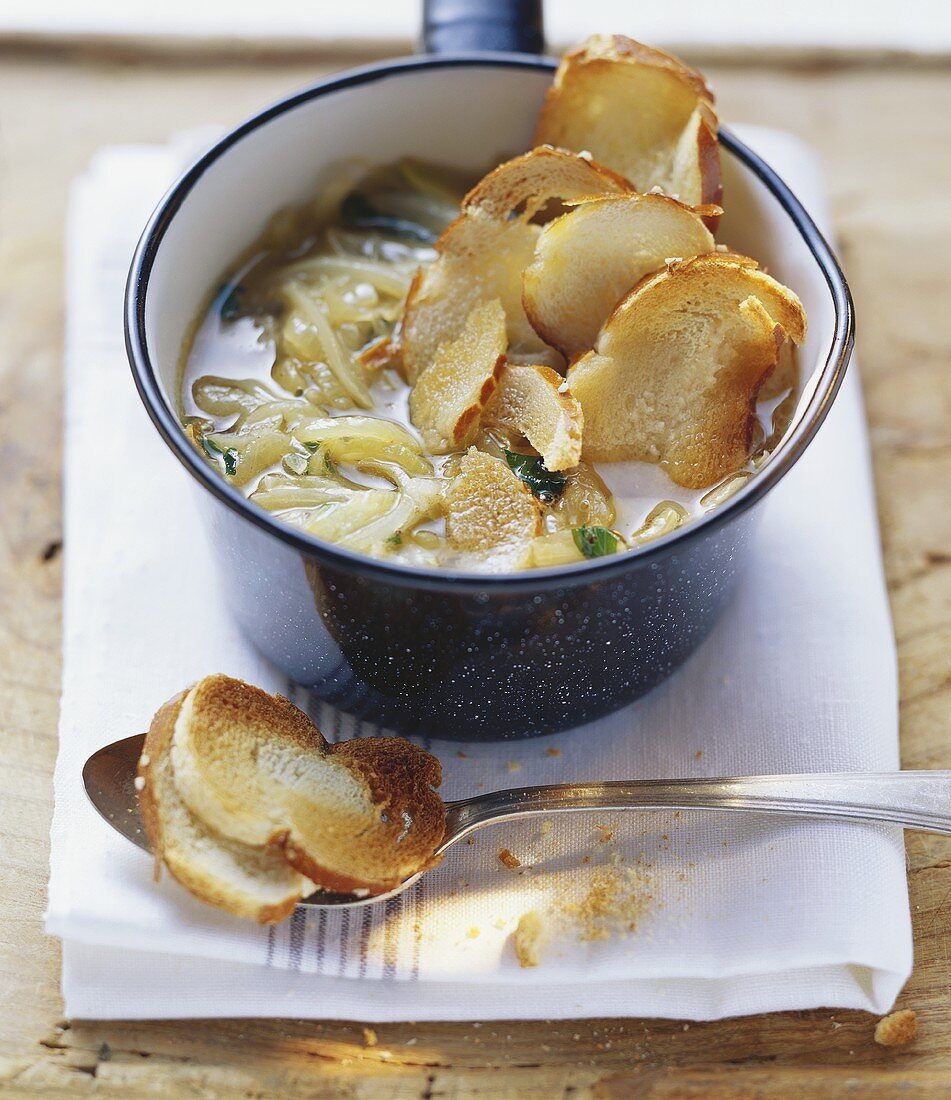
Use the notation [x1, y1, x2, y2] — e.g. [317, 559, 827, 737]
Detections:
[1, 39, 950, 1098]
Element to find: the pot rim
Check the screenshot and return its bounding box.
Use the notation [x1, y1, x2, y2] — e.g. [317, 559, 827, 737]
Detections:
[125, 51, 854, 594]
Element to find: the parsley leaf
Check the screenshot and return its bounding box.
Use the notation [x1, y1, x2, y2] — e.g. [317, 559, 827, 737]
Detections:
[201, 434, 238, 477]
[572, 525, 619, 559]
[504, 449, 567, 503]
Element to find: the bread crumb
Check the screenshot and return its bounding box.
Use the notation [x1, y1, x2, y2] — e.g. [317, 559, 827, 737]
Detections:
[507, 761, 521, 773]
[499, 848, 521, 870]
[467, 926, 480, 939]
[563, 864, 653, 941]
[456, 750, 468, 759]
[546, 746, 561, 757]
[539, 819, 553, 836]
[694, 750, 704, 760]
[362, 1027, 378, 1047]
[875, 1009, 917, 1048]
[514, 910, 546, 967]
[595, 824, 614, 843]
[133, 775, 145, 791]
[466, 836, 475, 845]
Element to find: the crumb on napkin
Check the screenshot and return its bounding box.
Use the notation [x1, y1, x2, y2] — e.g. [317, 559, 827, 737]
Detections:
[514, 910, 546, 967]
[498, 848, 521, 870]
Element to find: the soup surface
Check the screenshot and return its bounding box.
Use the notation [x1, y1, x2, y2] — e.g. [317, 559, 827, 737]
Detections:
[180, 159, 798, 572]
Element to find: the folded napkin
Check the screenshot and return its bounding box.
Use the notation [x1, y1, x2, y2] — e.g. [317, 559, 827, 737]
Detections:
[47, 125, 911, 1021]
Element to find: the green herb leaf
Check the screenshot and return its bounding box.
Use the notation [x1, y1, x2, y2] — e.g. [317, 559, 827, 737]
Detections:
[385, 531, 403, 548]
[218, 284, 245, 321]
[200, 434, 238, 477]
[504, 449, 567, 503]
[340, 192, 437, 244]
[572, 525, 619, 559]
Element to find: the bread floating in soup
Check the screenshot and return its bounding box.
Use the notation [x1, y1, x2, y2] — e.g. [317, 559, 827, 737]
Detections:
[181, 34, 806, 573]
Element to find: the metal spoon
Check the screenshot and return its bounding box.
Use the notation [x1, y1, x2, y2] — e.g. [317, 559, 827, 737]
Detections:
[83, 733, 951, 909]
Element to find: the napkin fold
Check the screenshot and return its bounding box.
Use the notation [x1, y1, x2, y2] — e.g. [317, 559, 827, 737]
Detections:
[47, 126, 911, 1021]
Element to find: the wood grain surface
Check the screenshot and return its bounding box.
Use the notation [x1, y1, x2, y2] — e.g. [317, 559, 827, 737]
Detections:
[0, 44, 949, 1098]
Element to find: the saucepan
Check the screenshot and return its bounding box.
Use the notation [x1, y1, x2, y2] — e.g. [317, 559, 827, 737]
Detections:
[125, 0, 853, 740]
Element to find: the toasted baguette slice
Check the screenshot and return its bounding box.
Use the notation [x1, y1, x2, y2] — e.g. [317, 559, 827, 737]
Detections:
[409, 298, 507, 452]
[523, 194, 715, 359]
[403, 216, 543, 384]
[170, 675, 445, 894]
[137, 693, 310, 924]
[567, 254, 806, 489]
[462, 145, 632, 222]
[402, 148, 632, 383]
[535, 35, 722, 216]
[445, 448, 540, 570]
[487, 362, 583, 471]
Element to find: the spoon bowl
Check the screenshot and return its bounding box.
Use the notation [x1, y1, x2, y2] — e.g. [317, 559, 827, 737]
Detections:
[84, 734, 951, 910]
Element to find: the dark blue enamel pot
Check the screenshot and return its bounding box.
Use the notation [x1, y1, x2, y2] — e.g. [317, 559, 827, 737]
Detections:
[125, 0, 853, 740]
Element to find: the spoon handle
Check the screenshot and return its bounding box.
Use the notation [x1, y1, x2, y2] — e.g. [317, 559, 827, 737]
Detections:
[442, 772, 951, 846]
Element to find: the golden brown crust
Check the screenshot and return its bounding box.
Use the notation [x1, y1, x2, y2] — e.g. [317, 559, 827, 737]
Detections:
[182, 673, 324, 756]
[137, 693, 186, 882]
[695, 101, 723, 224]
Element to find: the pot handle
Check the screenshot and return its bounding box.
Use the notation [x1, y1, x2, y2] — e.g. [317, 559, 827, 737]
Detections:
[422, 0, 544, 55]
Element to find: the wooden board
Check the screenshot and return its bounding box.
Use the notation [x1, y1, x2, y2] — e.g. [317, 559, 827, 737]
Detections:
[1, 44, 950, 1097]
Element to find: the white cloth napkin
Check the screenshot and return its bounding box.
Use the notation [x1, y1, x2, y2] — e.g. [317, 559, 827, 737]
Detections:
[47, 126, 912, 1021]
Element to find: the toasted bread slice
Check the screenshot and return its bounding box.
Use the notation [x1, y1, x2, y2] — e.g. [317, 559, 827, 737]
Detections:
[402, 216, 543, 384]
[567, 254, 806, 489]
[487, 362, 583, 471]
[535, 35, 722, 215]
[522, 194, 715, 359]
[462, 145, 632, 222]
[137, 692, 310, 924]
[445, 448, 540, 569]
[402, 148, 632, 383]
[409, 298, 507, 452]
[169, 675, 445, 894]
